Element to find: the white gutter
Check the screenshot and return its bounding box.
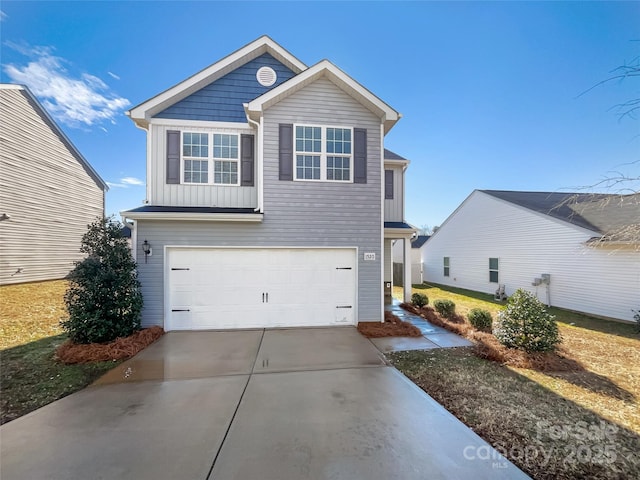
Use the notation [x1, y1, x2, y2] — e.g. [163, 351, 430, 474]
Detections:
[121, 211, 264, 222]
[244, 104, 263, 213]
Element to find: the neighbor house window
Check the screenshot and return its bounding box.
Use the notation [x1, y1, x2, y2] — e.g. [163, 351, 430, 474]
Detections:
[295, 125, 352, 182]
[443, 257, 450, 277]
[182, 132, 240, 185]
[489, 258, 499, 283]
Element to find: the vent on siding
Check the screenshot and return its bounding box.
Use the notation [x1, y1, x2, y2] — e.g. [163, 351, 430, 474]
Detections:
[256, 66, 277, 87]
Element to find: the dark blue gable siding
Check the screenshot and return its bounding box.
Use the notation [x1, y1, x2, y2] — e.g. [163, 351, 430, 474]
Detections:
[154, 53, 297, 123]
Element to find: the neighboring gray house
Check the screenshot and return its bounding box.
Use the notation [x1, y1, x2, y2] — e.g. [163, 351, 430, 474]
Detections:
[123, 36, 415, 330]
[423, 190, 640, 322]
[0, 84, 107, 285]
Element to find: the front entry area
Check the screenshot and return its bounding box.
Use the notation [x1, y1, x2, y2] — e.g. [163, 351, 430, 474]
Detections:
[166, 247, 357, 330]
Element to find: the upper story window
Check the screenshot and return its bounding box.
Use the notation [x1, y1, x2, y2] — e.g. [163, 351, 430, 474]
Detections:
[182, 132, 239, 185]
[294, 125, 352, 182]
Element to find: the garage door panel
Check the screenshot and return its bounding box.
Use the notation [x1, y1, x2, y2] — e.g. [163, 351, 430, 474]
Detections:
[167, 248, 357, 330]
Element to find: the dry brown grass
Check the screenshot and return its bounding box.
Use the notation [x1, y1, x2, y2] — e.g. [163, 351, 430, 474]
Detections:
[0, 280, 67, 349]
[357, 311, 422, 338]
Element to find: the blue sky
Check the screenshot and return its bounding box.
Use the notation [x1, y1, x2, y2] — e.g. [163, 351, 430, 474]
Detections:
[1, 1, 638, 228]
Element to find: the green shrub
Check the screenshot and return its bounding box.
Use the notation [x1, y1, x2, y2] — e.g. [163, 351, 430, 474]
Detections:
[411, 293, 429, 308]
[468, 308, 493, 332]
[633, 310, 640, 333]
[494, 289, 560, 352]
[61, 217, 143, 344]
[434, 299, 456, 318]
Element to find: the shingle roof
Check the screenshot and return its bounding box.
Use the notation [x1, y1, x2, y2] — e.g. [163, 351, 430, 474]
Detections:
[384, 149, 407, 161]
[480, 190, 640, 240]
[411, 235, 430, 249]
[384, 221, 415, 229]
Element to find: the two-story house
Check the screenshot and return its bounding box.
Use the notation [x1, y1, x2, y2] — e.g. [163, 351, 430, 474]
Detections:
[123, 36, 415, 331]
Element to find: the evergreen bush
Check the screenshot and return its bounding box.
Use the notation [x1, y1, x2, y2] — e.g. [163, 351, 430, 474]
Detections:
[494, 289, 560, 352]
[434, 299, 456, 318]
[411, 292, 429, 308]
[61, 217, 143, 344]
[468, 308, 493, 332]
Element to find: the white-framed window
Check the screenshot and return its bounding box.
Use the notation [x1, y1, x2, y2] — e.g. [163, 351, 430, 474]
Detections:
[443, 257, 450, 277]
[489, 258, 499, 283]
[294, 124, 352, 182]
[182, 131, 240, 185]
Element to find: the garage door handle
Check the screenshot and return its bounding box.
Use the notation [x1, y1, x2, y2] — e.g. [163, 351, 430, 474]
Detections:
[171, 268, 190, 271]
[336, 267, 352, 270]
[336, 306, 352, 309]
[172, 309, 190, 312]
[266, 292, 269, 303]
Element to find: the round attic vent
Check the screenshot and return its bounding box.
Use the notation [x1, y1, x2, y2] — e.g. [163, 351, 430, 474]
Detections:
[256, 66, 277, 87]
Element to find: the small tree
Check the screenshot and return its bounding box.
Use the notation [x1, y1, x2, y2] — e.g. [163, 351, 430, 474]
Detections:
[62, 217, 143, 344]
[494, 289, 560, 352]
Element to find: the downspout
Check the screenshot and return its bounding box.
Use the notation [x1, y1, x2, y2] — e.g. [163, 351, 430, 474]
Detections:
[244, 105, 263, 213]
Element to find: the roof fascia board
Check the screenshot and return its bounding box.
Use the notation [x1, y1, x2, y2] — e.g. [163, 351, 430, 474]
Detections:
[4, 84, 109, 191]
[128, 36, 307, 127]
[246, 60, 400, 132]
[121, 211, 264, 222]
[149, 118, 252, 130]
[384, 158, 410, 167]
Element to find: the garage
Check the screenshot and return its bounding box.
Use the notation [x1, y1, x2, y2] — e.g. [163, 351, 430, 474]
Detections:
[166, 247, 357, 330]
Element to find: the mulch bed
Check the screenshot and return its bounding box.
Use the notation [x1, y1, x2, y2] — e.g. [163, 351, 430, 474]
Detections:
[400, 303, 579, 372]
[56, 326, 165, 364]
[357, 311, 422, 338]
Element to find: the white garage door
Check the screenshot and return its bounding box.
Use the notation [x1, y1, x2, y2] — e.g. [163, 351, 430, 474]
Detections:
[166, 248, 357, 330]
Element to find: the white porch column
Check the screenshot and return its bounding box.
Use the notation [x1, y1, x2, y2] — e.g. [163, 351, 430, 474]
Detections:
[403, 238, 412, 303]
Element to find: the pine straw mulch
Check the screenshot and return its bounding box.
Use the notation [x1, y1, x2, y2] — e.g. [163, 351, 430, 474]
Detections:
[400, 303, 580, 372]
[357, 310, 422, 338]
[56, 326, 165, 364]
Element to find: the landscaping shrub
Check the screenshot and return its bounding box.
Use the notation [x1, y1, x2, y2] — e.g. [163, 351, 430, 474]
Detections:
[411, 292, 429, 308]
[633, 309, 640, 333]
[61, 217, 143, 344]
[467, 308, 493, 332]
[434, 299, 456, 318]
[494, 289, 560, 353]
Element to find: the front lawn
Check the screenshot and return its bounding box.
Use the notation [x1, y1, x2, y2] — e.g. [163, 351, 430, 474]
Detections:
[391, 283, 640, 479]
[0, 280, 120, 424]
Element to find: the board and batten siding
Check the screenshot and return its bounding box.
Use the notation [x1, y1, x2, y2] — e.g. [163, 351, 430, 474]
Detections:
[136, 77, 384, 327]
[423, 191, 640, 322]
[383, 163, 404, 222]
[0, 87, 104, 285]
[147, 123, 257, 208]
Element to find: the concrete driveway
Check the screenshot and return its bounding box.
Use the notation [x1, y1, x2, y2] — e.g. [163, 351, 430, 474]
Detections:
[1, 328, 529, 480]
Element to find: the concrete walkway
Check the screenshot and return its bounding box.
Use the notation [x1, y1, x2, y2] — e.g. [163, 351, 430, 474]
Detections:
[1, 328, 528, 480]
[370, 299, 474, 353]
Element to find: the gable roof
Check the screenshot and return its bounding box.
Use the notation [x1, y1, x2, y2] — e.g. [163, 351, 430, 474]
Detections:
[0, 84, 108, 191]
[480, 190, 640, 241]
[245, 59, 400, 134]
[384, 149, 407, 161]
[128, 36, 307, 128]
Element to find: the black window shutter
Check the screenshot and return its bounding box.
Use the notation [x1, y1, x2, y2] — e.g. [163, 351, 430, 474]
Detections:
[354, 128, 367, 184]
[279, 124, 293, 181]
[166, 130, 181, 184]
[241, 134, 255, 186]
[385, 170, 394, 199]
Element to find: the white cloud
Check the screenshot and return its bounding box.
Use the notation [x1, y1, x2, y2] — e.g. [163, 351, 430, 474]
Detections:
[107, 71, 120, 80]
[1, 10, 8, 21]
[107, 176, 145, 188]
[2, 42, 130, 128]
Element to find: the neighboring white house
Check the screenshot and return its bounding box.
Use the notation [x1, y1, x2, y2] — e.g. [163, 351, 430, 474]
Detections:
[122, 36, 415, 331]
[0, 84, 107, 285]
[423, 190, 640, 322]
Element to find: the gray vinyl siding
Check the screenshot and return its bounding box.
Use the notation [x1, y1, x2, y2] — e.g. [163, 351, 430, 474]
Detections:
[136, 77, 384, 327]
[383, 164, 404, 222]
[423, 191, 640, 322]
[0, 88, 105, 285]
[148, 123, 257, 207]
